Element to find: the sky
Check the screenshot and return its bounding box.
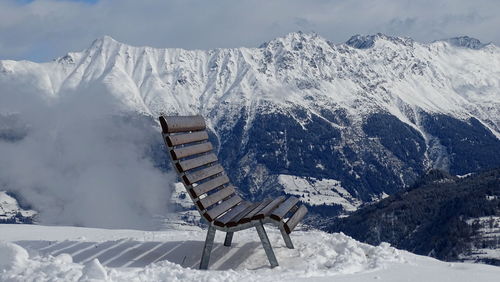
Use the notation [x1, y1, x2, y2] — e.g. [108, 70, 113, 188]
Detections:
[1, 0, 499, 62]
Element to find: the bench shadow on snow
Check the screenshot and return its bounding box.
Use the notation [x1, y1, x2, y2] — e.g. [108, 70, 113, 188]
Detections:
[15, 239, 261, 270]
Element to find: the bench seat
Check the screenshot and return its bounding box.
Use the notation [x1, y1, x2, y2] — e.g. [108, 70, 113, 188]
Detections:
[159, 115, 308, 269]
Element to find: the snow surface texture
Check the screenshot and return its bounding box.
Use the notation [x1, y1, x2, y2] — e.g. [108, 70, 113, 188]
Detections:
[1, 32, 500, 227]
[0, 224, 499, 281]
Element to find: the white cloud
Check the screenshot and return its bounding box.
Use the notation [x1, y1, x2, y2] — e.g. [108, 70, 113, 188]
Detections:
[0, 79, 174, 229]
[0, 0, 499, 61]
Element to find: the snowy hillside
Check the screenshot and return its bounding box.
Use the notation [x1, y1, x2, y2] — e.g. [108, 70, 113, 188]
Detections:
[1, 224, 499, 281]
[0, 191, 37, 224]
[1, 32, 500, 227]
[2, 33, 499, 127]
[278, 175, 361, 210]
[466, 216, 500, 264]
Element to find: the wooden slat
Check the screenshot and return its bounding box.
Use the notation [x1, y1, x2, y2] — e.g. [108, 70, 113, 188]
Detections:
[205, 195, 242, 222]
[284, 205, 308, 234]
[159, 115, 206, 133]
[166, 131, 209, 147]
[171, 142, 213, 160]
[252, 196, 286, 220]
[239, 199, 273, 224]
[191, 174, 230, 197]
[197, 186, 235, 210]
[177, 153, 218, 172]
[227, 203, 261, 227]
[270, 196, 299, 221]
[214, 202, 252, 227]
[183, 164, 224, 185]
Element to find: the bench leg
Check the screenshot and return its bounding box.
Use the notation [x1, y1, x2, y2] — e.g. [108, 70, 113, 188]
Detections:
[255, 221, 279, 268]
[224, 232, 234, 247]
[200, 225, 216, 270]
[279, 224, 294, 249]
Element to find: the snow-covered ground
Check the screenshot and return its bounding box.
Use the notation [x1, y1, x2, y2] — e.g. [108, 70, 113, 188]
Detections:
[0, 224, 498, 281]
[278, 175, 361, 211]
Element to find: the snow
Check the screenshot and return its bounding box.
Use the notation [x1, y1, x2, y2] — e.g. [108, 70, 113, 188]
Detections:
[170, 183, 194, 209]
[440, 36, 488, 50]
[1, 32, 499, 134]
[463, 216, 500, 263]
[278, 175, 361, 211]
[0, 191, 37, 221]
[0, 224, 499, 281]
[80, 259, 108, 281]
[456, 173, 473, 179]
[0, 241, 29, 270]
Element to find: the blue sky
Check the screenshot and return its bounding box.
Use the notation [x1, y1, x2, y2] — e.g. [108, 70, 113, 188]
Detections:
[1, 0, 499, 62]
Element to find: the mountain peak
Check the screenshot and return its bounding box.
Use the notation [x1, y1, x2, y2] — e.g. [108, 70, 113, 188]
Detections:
[89, 35, 121, 50]
[282, 31, 320, 41]
[440, 36, 487, 49]
[98, 35, 119, 44]
[346, 33, 414, 49]
[259, 31, 326, 49]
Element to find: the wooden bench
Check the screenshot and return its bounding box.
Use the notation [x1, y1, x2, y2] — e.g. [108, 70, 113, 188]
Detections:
[159, 115, 308, 269]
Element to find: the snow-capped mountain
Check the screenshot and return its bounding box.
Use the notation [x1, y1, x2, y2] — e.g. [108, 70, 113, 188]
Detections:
[1, 32, 500, 220]
[440, 35, 491, 49]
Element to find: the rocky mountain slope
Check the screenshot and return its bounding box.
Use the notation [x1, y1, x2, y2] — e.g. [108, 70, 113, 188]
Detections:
[1, 32, 499, 219]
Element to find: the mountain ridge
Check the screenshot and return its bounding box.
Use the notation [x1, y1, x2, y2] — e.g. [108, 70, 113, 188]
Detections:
[1, 31, 499, 222]
[2, 32, 498, 128]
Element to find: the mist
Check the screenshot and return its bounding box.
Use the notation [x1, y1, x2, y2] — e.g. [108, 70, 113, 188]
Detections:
[0, 82, 175, 230]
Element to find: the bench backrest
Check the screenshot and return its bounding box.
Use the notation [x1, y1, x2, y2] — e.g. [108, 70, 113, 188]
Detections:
[159, 115, 242, 222]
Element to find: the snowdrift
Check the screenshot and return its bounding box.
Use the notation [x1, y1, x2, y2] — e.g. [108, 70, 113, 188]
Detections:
[0, 224, 498, 281]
